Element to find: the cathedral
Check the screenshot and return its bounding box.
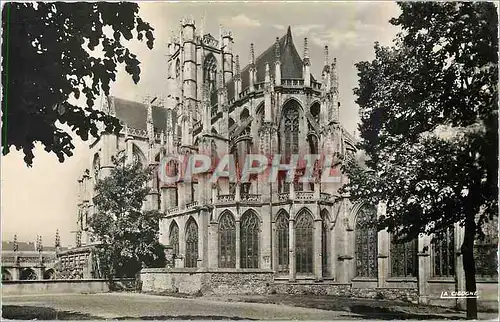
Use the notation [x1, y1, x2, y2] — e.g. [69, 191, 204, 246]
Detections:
[76, 18, 497, 310]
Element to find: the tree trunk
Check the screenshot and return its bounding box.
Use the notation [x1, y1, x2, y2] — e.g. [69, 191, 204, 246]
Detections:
[461, 216, 477, 319]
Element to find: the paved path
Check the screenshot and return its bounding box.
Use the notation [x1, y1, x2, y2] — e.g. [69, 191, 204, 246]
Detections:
[2, 292, 357, 320]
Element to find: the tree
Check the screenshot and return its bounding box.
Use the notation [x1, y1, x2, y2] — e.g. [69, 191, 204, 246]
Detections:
[88, 151, 165, 279]
[343, 2, 497, 319]
[2, 2, 154, 166]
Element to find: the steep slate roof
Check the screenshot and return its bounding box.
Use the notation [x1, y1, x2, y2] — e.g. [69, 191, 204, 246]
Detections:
[111, 97, 172, 131]
[227, 26, 315, 100]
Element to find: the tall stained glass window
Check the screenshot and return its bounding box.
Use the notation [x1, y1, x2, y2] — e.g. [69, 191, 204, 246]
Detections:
[432, 226, 455, 277]
[282, 102, 300, 156]
[295, 210, 313, 274]
[185, 219, 198, 268]
[390, 236, 418, 277]
[169, 221, 179, 259]
[279, 101, 300, 193]
[276, 211, 289, 274]
[241, 211, 260, 268]
[355, 206, 378, 278]
[218, 212, 236, 268]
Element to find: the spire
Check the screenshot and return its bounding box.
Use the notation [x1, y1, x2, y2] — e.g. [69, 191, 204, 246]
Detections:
[36, 235, 43, 252]
[274, 37, 282, 86]
[324, 45, 329, 71]
[235, 55, 240, 78]
[265, 62, 270, 83]
[331, 57, 339, 94]
[250, 43, 255, 66]
[55, 229, 61, 248]
[304, 37, 309, 59]
[13, 234, 18, 252]
[145, 95, 154, 144]
[275, 37, 280, 60]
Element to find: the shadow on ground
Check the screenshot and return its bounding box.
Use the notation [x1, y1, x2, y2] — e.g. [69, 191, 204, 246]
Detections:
[114, 316, 255, 320]
[197, 294, 473, 320]
[349, 305, 466, 320]
[2, 305, 255, 321]
[2, 306, 104, 320]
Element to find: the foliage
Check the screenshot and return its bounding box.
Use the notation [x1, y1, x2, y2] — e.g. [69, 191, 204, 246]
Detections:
[2, 2, 154, 166]
[89, 151, 165, 278]
[344, 2, 497, 318]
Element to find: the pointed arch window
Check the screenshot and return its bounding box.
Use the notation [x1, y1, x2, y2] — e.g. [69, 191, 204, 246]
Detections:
[185, 219, 198, 268]
[281, 102, 300, 156]
[203, 54, 218, 106]
[241, 211, 260, 268]
[355, 206, 378, 278]
[279, 101, 300, 193]
[295, 210, 313, 274]
[390, 236, 417, 277]
[132, 145, 145, 167]
[218, 212, 236, 268]
[276, 211, 289, 274]
[169, 222, 179, 260]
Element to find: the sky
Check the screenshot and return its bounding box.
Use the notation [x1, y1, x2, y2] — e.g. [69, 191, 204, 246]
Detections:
[1, 1, 401, 247]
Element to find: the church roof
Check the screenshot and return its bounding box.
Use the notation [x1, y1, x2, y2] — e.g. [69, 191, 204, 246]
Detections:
[228, 26, 314, 100]
[111, 97, 175, 131]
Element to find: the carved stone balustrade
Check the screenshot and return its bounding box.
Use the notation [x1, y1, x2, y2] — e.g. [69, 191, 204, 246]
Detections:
[295, 191, 314, 201]
[241, 193, 261, 202]
[167, 206, 179, 215]
[186, 201, 199, 209]
[277, 193, 289, 201]
[217, 194, 235, 203]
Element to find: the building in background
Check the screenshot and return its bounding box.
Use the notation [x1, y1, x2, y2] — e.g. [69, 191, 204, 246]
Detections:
[75, 19, 498, 310]
[1, 234, 64, 280]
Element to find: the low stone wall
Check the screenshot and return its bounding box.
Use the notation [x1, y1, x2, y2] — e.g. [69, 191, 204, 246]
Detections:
[352, 287, 419, 303]
[140, 268, 274, 295]
[2, 278, 135, 296]
[272, 282, 351, 296]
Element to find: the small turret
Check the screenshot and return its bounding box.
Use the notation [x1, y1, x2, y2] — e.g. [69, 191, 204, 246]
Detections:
[13, 234, 18, 252]
[55, 229, 61, 248]
[249, 43, 256, 92]
[303, 38, 310, 87]
[264, 62, 272, 122]
[234, 55, 242, 95]
[323, 45, 330, 73]
[274, 37, 281, 86]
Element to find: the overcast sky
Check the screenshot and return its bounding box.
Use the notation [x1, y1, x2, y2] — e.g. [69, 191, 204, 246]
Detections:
[1, 1, 401, 247]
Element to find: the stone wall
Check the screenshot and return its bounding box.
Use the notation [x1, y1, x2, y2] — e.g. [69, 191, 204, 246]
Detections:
[141, 268, 274, 295]
[271, 282, 418, 303]
[272, 282, 351, 296]
[2, 278, 135, 296]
